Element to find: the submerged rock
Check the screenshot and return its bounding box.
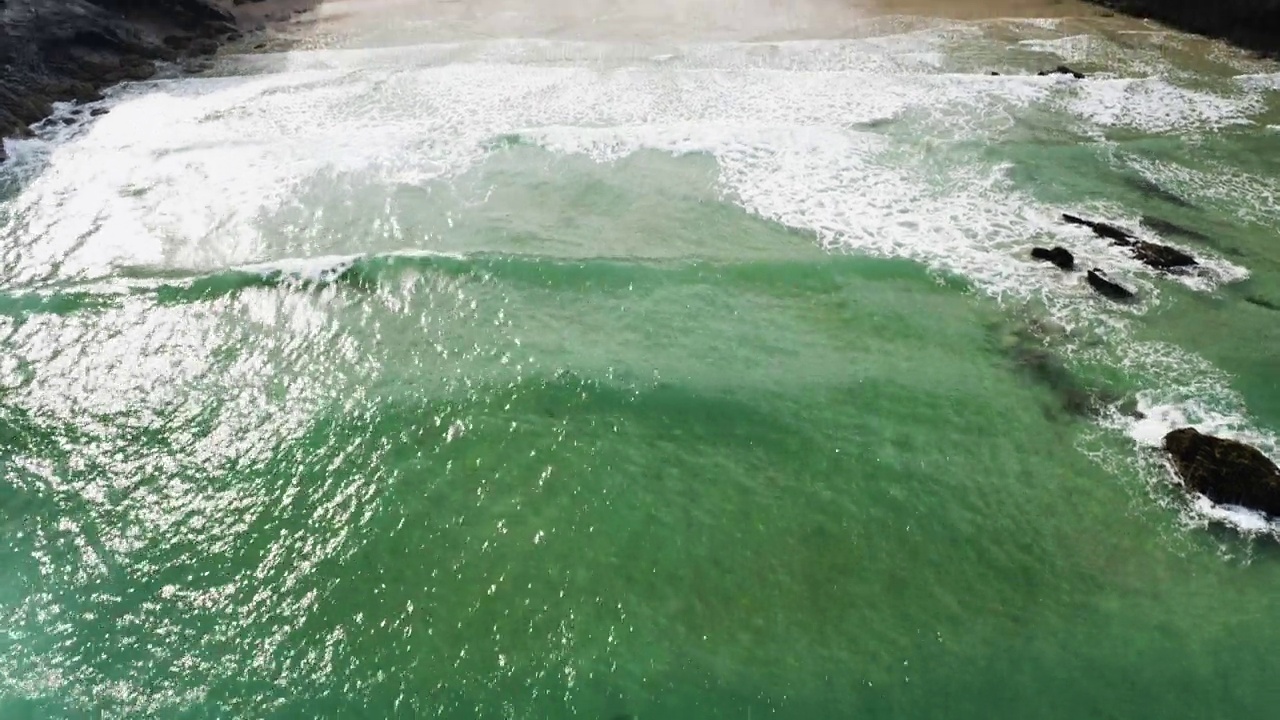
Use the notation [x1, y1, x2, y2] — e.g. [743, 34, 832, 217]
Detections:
[1031, 246, 1075, 271]
[1015, 346, 1097, 417]
[996, 316, 1124, 419]
[1139, 215, 1213, 243]
[1245, 295, 1280, 312]
[1123, 174, 1195, 209]
[1086, 269, 1135, 301]
[1164, 428, 1280, 517]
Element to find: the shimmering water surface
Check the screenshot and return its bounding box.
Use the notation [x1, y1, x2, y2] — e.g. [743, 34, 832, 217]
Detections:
[1, 1, 1279, 717]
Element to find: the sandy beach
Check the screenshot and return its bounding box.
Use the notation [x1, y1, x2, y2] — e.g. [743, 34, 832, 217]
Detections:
[289, 0, 1119, 46]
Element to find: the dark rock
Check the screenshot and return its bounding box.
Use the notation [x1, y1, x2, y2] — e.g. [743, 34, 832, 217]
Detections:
[68, 81, 104, 104]
[0, 83, 56, 131]
[90, 108, 110, 117]
[0, 0, 298, 155]
[60, 117, 77, 125]
[1031, 246, 1075, 271]
[1118, 396, 1146, 420]
[1038, 64, 1086, 79]
[120, 58, 158, 81]
[198, 21, 240, 39]
[1086, 1, 1280, 58]
[226, 32, 243, 42]
[989, 71, 1002, 76]
[1128, 239, 1197, 270]
[1086, 269, 1135, 301]
[1061, 213, 1094, 230]
[1164, 427, 1280, 517]
[1062, 213, 1136, 243]
[92, 0, 237, 31]
[1063, 214, 1197, 269]
[189, 38, 220, 56]
[164, 34, 195, 50]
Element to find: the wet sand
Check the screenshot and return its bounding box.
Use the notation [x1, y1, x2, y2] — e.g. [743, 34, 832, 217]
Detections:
[293, 0, 1126, 47]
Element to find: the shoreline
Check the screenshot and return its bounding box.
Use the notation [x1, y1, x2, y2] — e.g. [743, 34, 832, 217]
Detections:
[0, 0, 320, 164]
[4, 0, 1278, 167]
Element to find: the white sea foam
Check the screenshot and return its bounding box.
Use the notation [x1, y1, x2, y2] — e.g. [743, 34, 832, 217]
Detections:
[1126, 155, 1280, 228]
[4, 38, 1260, 285]
[2, 28, 1276, 532]
[1235, 72, 1280, 91]
[1121, 395, 1280, 535]
[1017, 35, 1101, 63]
[1066, 77, 1263, 133]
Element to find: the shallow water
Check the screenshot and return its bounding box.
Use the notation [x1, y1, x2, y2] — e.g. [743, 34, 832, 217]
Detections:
[1, 1, 1279, 717]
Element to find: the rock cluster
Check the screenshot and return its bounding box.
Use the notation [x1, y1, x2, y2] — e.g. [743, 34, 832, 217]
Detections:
[1030, 213, 1203, 302]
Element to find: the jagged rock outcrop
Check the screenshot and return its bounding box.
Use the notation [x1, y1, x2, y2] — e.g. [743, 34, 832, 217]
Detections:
[2, 1, 202, 143]
[0, 0, 302, 162]
[1062, 213, 1197, 271]
[1031, 246, 1075, 271]
[1062, 213, 1135, 243]
[1086, 269, 1135, 301]
[1127, 240, 1197, 270]
[1164, 428, 1280, 517]
[1038, 64, 1086, 79]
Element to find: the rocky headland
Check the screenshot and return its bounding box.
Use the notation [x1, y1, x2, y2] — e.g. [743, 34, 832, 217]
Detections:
[1088, 0, 1280, 57]
[0, 0, 317, 163]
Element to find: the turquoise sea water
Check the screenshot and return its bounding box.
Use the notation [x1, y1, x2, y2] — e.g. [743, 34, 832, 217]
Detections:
[1, 5, 1279, 718]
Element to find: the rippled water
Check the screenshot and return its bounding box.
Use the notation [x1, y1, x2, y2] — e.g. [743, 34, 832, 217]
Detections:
[1, 1, 1279, 717]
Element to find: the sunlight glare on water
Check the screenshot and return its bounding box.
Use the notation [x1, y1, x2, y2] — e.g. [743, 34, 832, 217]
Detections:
[1, 0, 1279, 718]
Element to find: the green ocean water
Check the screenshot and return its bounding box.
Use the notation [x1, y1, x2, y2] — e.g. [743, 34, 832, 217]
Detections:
[1, 7, 1280, 719]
